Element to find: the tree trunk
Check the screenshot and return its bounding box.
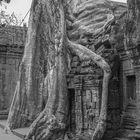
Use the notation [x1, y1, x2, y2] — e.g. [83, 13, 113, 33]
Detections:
[7, 0, 111, 140]
[6, 0, 45, 129]
[25, 1, 70, 140]
[25, 1, 111, 140]
[6, 0, 59, 129]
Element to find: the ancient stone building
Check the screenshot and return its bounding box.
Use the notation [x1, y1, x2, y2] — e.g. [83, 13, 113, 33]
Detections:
[0, 26, 121, 139]
[64, 0, 127, 139]
[0, 0, 140, 140]
[0, 25, 27, 119]
[66, 44, 121, 139]
[66, 0, 140, 139]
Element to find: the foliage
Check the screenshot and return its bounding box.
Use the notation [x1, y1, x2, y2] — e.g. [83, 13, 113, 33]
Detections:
[0, 10, 19, 25]
[0, 2, 20, 26]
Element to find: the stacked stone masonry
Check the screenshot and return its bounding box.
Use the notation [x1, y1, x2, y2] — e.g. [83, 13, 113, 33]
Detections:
[0, 25, 27, 118]
[0, 11, 138, 139]
[67, 56, 102, 135]
[67, 53, 121, 139]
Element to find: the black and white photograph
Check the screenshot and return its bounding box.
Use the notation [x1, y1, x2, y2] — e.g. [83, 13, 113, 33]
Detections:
[0, 0, 140, 140]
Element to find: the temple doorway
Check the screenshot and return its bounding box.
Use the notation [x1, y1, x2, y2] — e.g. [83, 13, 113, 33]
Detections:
[121, 75, 137, 130]
[126, 75, 136, 101]
[68, 88, 76, 132]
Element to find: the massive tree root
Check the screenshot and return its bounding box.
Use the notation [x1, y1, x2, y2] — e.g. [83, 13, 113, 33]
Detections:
[25, 35, 111, 140]
[25, 54, 69, 140]
[25, 1, 111, 140]
[7, 0, 111, 140]
[67, 40, 111, 140]
[66, 1, 112, 139]
[6, 0, 44, 129]
[25, 1, 69, 140]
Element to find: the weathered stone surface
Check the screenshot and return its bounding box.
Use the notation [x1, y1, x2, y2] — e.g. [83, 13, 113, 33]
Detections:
[1, 1, 135, 140]
[0, 25, 27, 46]
[124, 0, 140, 65]
[0, 26, 26, 112]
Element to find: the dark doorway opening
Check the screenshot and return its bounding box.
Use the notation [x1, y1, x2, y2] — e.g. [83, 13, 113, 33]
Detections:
[68, 88, 76, 132]
[126, 75, 136, 100]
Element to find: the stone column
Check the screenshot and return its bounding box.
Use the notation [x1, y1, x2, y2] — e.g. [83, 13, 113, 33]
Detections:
[134, 65, 140, 139]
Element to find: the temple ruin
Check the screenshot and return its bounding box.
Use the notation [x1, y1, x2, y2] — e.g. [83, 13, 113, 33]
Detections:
[0, 0, 140, 140]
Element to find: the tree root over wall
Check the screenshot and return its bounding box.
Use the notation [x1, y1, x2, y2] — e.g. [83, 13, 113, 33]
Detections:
[6, 0, 111, 140]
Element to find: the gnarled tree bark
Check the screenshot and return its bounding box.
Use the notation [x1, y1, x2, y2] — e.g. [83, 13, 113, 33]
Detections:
[6, 0, 44, 129]
[7, 0, 111, 140]
[25, 0, 111, 140]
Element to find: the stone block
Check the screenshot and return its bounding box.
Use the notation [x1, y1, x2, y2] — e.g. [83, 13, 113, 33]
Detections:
[107, 122, 113, 129]
[72, 56, 79, 62]
[0, 57, 6, 64]
[92, 93, 98, 102]
[81, 60, 91, 67]
[86, 90, 91, 100]
[92, 102, 97, 109]
[6, 58, 15, 65]
[80, 67, 94, 74]
[71, 61, 79, 68]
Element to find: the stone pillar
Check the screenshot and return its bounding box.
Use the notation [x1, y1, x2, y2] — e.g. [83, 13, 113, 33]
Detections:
[134, 65, 140, 139]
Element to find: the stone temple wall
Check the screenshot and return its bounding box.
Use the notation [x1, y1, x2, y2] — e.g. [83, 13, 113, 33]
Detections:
[67, 54, 121, 138]
[0, 47, 23, 111]
[104, 78, 121, 139]
[0, 26, 27, 116]
[67, 56, 102, 135]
